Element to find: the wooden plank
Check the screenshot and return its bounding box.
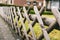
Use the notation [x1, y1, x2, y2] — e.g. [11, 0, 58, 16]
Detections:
[10, 7, 15, 30]
[22, 6, 45, 34]
[33, 6, 50, 40]
[19, 3, 31, 29]
[51, 8, 60, 28]
[17, 7, 29, 40]
[27, 18, 37, 34]
[12, 7, 18, 33]
[23, 6, 36, 40]
[38, 21, 59, 40]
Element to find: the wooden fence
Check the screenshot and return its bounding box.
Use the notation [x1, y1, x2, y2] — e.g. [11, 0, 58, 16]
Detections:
[0, 1, 60, 40]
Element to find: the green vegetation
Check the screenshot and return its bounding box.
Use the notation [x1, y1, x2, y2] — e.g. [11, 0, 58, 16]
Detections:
[24, 15, 60, 40]
[13, 11, 59, 40]
[30, 10, 35, 14]
[30, 10, 53, 15]
[15, 14, 60, 40]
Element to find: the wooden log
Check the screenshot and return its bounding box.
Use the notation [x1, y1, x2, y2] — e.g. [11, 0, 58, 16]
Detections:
[38, 21, 59, 40]
[27, 17, 55, 34]
[16, 10, 56, 36]
[51, 8, 60, 29]
[42, 17, 55, 26]
[34, 6, 50, 40]
[29, 14, 55, 26]
[20, 5, 45, 31]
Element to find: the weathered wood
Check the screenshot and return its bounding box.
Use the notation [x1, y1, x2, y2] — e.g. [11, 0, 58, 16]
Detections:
[17, 7, 29, 40]
[51, 8, 60, 28]
[29, 15, 55, 26]
[26, 6, 55, 34]
[39, 6, 45, 16]
[20, 6, 44, 31]
[12, 7, 19, 33]
[27, 17, 55, 34]
[23, 6, 36, 40]
[34, 6, 50, 40]
[38, 21, 59, 40]
[42, 17, 55, 26]
[20, 6, 31, 30]
[10, 7, 16, 30]
[27, 18, 37, 34]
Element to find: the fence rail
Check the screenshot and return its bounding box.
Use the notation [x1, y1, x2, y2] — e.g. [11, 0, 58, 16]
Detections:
[0, 2, 60, 40]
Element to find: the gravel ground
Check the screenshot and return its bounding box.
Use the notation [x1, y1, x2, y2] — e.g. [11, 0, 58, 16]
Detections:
[0, 16, 16, 40]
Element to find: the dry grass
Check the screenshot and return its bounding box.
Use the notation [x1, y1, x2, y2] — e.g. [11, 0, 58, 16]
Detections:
[16, 15, 60, 40]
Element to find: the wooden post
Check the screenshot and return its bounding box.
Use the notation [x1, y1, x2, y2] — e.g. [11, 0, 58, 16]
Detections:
[51, 8, 60, 29]
[17, 7, 29, 40]
[38, 21, 59, 40]
[33, 3, 50, 40]
[23, 6, 36, 40]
